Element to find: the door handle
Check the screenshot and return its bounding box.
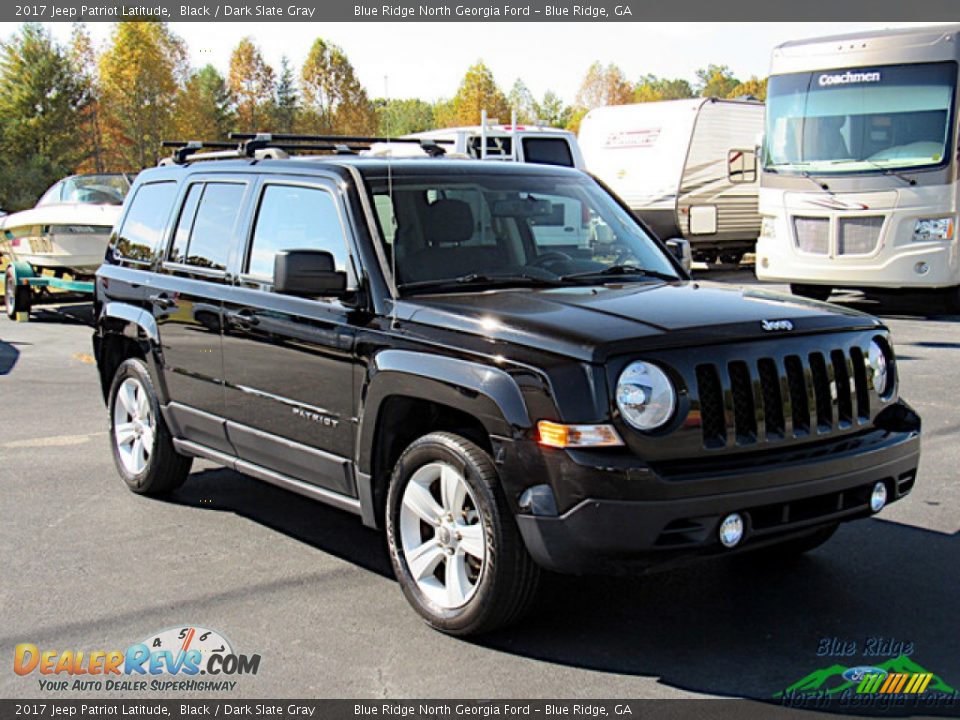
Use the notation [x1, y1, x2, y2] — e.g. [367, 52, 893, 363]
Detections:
[148, 293, 177, 310]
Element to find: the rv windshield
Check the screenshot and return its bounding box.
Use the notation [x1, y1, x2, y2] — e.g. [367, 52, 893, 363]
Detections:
[764, 62, 957, 175]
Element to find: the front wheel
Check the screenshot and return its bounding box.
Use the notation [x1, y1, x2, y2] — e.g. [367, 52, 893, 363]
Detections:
[4, 266, 31, 320]
[791, 283, 832, 302]
[386, 432, 541, 636]
[108, 357, 192, 495]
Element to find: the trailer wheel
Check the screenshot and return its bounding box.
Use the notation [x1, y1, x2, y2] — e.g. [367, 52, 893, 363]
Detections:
[4, 266, 31, 320]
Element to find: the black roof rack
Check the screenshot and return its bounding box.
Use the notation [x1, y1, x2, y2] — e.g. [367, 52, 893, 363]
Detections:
[160, 132, 446, 166]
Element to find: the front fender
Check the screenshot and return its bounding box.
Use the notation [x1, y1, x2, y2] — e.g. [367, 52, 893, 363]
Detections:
[356, 349, 532, 474]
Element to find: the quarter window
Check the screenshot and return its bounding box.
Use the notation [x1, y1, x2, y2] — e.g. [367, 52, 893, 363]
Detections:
[115, 181, 178, 262]
[247, 185, 348, 279]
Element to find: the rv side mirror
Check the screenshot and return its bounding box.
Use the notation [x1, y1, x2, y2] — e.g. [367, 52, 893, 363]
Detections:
[273, 250, 347, 297]
[727, 148, 758, 184]
[665, 238, 693, 274]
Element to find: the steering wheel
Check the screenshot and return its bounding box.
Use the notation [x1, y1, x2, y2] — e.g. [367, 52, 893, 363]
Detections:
[528, 251, 572, 269]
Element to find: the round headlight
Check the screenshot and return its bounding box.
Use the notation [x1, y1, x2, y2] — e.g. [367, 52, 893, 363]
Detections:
[868, 340, 891, 396]
[616, 361, 676, 431]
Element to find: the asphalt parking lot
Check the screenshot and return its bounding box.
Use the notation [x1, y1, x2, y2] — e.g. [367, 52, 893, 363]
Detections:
[1, 269, 958, 703]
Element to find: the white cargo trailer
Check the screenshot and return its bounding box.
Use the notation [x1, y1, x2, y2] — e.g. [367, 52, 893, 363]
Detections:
[579, 98, 765, 263]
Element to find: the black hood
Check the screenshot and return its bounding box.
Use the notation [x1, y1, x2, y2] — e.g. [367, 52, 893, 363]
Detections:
[399, 281, 881, 362]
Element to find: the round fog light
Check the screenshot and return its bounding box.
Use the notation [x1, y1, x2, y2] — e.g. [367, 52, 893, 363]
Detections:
[915, 261, 930, 275]
[719, 513, 745, 548]
[870, 482, 888, 513]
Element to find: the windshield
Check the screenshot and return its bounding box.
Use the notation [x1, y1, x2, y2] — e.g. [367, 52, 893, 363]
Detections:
[764, 62, 957, 174]
[368, 172, 679, 293]
[38, 174, 132, 206]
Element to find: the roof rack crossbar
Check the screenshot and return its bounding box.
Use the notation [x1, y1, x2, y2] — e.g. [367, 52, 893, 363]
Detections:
[228, 132, 424, 145]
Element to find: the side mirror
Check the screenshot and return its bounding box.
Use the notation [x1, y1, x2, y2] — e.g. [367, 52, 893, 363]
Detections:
[727, 148, 758, 184]
[665, 238, 693, 274]
[273, 250, 347, 297]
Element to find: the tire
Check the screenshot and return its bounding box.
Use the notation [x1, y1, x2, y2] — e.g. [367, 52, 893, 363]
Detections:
[940, 286, 960, 315]
[385, 431, 541, 636]
[108, 357, 192, 496]
[719, 251, 745, 266]
[747, 524, 838, 561]
[791, 283, 832, 302]
[694, 250, 718, 265]
[4, 266, 31, 320]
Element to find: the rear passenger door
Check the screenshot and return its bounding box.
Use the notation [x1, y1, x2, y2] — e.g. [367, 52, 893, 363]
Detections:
[220, 178, 358, 497]
[153, 176, 252, 454]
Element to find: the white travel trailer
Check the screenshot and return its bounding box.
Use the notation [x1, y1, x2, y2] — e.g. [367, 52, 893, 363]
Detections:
[756, 24, 960, 308]
[579, 98, 765, 263]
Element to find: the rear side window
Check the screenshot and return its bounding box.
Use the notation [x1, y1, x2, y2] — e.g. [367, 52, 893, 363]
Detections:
[246, 184, 348, 279]
[522, 137, 575, 167]
[170, 182, 245, 272]
[115, 181, 178, 262]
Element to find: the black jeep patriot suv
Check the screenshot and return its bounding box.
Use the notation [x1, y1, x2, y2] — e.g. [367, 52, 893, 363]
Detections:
[94, 140, 921, 635]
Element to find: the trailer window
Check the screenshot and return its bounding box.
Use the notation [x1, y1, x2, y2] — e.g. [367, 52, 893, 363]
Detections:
[522, 137, 575, 168]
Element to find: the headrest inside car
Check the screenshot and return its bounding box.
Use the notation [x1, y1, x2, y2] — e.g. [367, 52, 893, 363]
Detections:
[424, 198, 474, 245]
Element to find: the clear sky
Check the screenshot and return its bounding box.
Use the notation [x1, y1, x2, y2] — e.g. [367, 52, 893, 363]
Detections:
[0, 21, 939, 104]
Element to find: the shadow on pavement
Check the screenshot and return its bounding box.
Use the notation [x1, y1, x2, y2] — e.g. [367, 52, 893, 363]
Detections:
[24, 300, 95, 326]
[167, 466, 958, 707]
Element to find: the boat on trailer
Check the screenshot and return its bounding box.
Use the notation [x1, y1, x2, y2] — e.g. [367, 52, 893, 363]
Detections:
[0, 173, 132, 278]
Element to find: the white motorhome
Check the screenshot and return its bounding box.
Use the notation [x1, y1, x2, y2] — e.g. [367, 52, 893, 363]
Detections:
[579, 98, 765, 264]
[756, 24, 960, 307]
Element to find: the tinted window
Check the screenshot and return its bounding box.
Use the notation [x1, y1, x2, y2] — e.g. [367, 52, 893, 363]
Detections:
[168, 184, 203, 264]
[247, 185, 348, 279]
[522, 138, 575, 167]
[115, 181, 178, 262]
[178, 183, 245, 271]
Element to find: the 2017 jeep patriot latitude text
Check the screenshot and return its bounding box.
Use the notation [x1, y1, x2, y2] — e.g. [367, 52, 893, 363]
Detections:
[94, 155, 921, 635]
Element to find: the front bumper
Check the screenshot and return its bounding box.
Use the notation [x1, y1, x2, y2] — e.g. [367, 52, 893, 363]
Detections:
[511, 405, 920, 575]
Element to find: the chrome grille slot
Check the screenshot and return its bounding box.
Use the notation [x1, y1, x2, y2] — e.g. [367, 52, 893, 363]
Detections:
[793, 216, 830, 255]
[838, 216, 883, 255]
[831, 349, 854, 427]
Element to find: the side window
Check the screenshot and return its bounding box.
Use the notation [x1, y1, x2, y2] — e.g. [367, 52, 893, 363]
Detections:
[115, 181, 178, 262]
[373, 194, 396, 246]
[246, 184, 348, 279]
[171, 182, 244, 271]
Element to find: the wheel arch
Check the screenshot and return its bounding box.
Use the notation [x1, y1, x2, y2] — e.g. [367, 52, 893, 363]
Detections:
[94, 302, 163, 402]
[356, 350, 533, 528]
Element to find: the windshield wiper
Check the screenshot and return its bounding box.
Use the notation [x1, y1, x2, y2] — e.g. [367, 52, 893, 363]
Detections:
[398, 272, 565, 293]
[559, 265, 677, 283]
[862, 160, 918, 186]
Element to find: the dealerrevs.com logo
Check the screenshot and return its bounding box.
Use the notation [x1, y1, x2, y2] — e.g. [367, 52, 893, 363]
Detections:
[14, 626, 261, 692]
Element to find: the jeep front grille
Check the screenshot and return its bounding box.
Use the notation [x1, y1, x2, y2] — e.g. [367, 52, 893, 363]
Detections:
[695, 345, 871, 449]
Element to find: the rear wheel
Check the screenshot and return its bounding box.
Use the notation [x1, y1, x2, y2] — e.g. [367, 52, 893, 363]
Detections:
[4, 266, 31, 320]
[386, 432, 541, 636]
[108, 358, 192, 495]
[719, 251, 745, 266]
[790, 283, 832, 302]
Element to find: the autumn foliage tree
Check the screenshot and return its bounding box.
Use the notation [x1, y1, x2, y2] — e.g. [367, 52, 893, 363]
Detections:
[228, 37, 274, 132]
[299, 38, 376, 135]
[173, 65, 234, 141]
[0, 24, 89, 210]
[439, 61, 510, 127]
[99, 21, 186, 169]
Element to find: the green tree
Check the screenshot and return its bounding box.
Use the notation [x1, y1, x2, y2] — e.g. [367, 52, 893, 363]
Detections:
[99, 21, 187, 170]
[299, 38, 376, 135]
[534, 90, 571, 128]
[696, 64, 740, 98]
[272, 55, 299, 133]
[0, 24, 89, 209]
[445, 61, 510, 127]
[375, 98, 434, 136]
[228, 37, 274, 132]
[508, 79, 537, 124]
[634, 74, 694, 103]
[173, 65, 234, 141]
